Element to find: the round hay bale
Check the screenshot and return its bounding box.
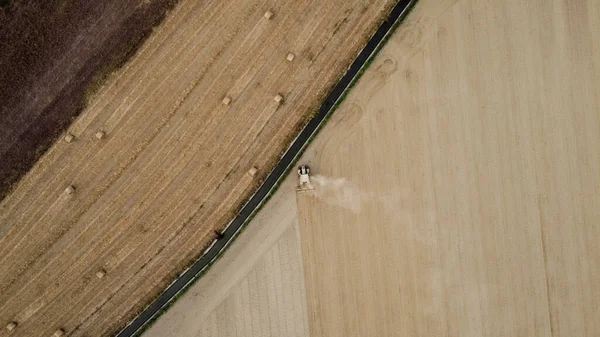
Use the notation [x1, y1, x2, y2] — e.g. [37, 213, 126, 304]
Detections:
[64, 133, 74, 143]
[64, 186, 75, 195]
[53, 328, 65, 337]
[274, 94, 284, 103]
[96, 269, 106, 279]
[248, 167, 258, 177]
[95, 131, 105, 140]
[286, 52, 295, 62]
[264, 10, 273, 19]
[222, 96, 232, 106]
[6, 321, 17, 332]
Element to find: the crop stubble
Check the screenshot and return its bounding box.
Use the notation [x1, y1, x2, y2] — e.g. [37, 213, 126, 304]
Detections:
[0, 0, 395, 336]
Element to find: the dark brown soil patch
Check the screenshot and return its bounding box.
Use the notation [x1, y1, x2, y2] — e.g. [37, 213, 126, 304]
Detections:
[0, 0, 178, 201]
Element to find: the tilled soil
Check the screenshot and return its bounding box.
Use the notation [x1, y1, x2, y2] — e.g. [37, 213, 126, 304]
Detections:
[0, 0, 177, 201]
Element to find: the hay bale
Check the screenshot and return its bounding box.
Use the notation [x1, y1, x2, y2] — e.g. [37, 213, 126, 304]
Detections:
[95, 131, 105, 140]
[274, 94, 284, 103]
[264, 10, 273, 19]
[6, 321, 17, 332]
[222, 96, 232, 106]
[64, 133, 74, 143]
[248, 167, 258, 177]
[286, 52, 295, 62]
[64, 185, 75, 195]
[53, 328, 65, 337]
[96, 269, 106, 279]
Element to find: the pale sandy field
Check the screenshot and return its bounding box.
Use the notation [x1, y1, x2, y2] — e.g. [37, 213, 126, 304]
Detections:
[0, 1, 395, 336]
[195, 219, 308, 337]
[298, 0, 600, 336]
[144, 0, 600, 336]
[144, 175, 309, 337]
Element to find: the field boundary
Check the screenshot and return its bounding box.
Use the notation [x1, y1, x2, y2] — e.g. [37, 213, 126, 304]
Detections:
[114, 1, 418, 336]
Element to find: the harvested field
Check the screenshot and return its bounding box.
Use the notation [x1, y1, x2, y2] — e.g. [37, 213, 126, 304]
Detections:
[0, 0, 177, 200]
[0, 1, 395, 336]
[297, 0, 600, 336]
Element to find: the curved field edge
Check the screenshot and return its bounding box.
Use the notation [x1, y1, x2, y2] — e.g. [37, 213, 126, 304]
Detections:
[0, 0, 178, 202]
[117, 1, 419, 336]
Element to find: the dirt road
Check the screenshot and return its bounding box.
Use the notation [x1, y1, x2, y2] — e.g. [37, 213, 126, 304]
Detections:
[142, 174, 309, 337]
[142, 175, 308, 337]
[201, 225, 308, 337]
[297, 0, 600, 336]
[0, 1, 394, 336]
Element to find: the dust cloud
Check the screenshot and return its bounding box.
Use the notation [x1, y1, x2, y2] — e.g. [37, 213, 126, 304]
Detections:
[311, 175, 373, 214]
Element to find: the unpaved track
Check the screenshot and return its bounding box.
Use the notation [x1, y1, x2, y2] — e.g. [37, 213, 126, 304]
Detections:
[142, 175, 309, 337]
[0, 1, 395, 336]
[297, 0, 600, 336]
[184, 223, 308, 337]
